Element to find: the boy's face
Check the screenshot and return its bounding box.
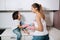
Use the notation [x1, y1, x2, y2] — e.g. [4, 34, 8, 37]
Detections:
[18, 12, 22, 20]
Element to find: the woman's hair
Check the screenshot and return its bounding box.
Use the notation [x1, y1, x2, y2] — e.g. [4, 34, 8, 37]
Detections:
[32, 3, 45, 19]
[32, 3, 42, 12]
[12, 11, 19, 20]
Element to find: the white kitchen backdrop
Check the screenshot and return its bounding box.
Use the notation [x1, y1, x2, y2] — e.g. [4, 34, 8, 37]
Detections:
[0, 12, 54, 29]
[0, 0, 58, 29]
[0, 12, 35, 28]
[0, 0, 59, 10]
[0, 0, 59, 40]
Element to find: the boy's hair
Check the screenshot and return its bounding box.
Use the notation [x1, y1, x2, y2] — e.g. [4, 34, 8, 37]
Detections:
[12, 11, 19, 20]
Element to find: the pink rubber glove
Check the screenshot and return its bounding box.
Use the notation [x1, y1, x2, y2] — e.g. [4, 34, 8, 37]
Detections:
[27, 26, 35, 30]
[22, 24, 29, 28]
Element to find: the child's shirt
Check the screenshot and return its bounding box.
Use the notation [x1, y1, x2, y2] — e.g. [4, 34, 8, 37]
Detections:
[12, 20, 20, 30]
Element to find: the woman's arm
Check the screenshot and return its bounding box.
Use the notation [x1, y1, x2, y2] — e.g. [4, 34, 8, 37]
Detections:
[35, 16, 43, 32]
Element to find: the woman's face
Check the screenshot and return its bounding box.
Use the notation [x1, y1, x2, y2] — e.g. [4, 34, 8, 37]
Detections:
[31, 6, 37, 13]
[18, 12, 22, 20]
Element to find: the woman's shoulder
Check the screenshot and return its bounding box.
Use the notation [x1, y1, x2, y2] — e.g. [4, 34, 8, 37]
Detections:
[36, 15, 45, 21]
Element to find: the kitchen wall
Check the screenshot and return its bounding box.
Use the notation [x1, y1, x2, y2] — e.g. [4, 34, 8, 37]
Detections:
[0, 0, 58, 29]
[0, 12, 54, 29]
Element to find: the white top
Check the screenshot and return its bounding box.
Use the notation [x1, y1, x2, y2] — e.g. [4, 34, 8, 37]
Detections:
[33, 18, 48, 36]
[11, 20, 20, 30]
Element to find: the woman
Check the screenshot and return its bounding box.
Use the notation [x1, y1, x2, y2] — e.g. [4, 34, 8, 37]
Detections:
[31, 3, 49, 40]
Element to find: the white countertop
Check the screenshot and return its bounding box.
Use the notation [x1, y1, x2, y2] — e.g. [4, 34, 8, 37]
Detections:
[1, 29, 33, 37]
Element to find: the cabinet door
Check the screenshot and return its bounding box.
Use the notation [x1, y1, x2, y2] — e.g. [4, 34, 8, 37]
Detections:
[5, 0, 22, 10]
[0, 0, 6, 10]
[53, 11, 60, 29]
[0, 0, 58, 10]
[0, 0, 59, 10]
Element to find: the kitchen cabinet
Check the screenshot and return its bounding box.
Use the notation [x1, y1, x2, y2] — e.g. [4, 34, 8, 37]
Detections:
[0, 0, 59, 10]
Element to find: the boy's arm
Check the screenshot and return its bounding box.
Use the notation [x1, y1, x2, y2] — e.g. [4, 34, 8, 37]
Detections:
[18, 24, 29, 29]
[18, 25, 23, 29]
[18, 21, 24, 29]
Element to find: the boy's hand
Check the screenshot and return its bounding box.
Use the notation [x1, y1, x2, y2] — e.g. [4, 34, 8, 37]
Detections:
[22, 24, 29, 28]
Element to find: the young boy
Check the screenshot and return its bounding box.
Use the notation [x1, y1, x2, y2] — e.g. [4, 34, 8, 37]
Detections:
[12, 11, 29, 40]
